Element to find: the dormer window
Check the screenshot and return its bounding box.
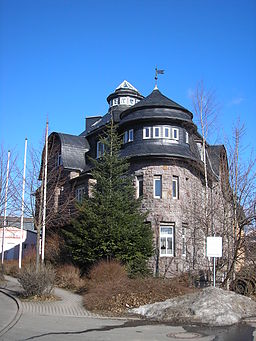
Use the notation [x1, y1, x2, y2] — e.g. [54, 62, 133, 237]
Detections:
[153, 126, 161, 138]
[164, 127, 171, 139]
[120, 97, 127, 105]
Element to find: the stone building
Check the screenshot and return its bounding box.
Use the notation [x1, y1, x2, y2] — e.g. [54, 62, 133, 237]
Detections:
[45, 80, 232, 277]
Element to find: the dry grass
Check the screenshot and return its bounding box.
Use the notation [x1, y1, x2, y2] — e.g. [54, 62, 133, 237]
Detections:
[83, 260, 196, 315]
[55, 264, 86, 292]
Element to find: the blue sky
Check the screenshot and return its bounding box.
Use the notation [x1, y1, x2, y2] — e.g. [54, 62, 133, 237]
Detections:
[0, 0, 255, 163]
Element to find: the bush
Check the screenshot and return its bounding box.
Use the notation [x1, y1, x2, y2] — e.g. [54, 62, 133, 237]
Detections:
[89, 260, 128, 284]
[55, 264, 86, 292]
[18, 263, 55, 297]
[3, 260, 19, 277]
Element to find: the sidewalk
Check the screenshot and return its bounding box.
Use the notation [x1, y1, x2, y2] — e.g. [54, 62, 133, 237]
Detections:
[2, 275, 98, 317]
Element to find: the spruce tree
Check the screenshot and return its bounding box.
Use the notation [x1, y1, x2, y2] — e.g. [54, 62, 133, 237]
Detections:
[64, 118, 153, 275]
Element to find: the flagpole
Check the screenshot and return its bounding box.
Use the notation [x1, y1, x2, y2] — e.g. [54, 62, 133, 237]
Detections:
[155, 67, 158, 89]
[19, 138, 27, 269]
[1, 150, 10, 265]
[41, 120, 48, 263]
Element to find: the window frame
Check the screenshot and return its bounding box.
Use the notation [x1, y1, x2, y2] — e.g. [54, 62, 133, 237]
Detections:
[154, 175, 162, 199]
[185, 131, 189, 144]
[172, 128, 179, 141]
[153, 126, 161, 139]
[136, 175, 143, 198]
[172, 176, 179, 199]
[112, 98, 119, 106]
[143, 127, 151, 139]
[163, 126, 171, 139]
[128, 129, 134, 142]
[75, 186, 86, 203]
[96, 141, 105, 159]
[120, 97, 127, 105]
[160, 224, 174, 257]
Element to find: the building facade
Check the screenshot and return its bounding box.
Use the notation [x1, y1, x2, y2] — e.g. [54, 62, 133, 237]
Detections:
[45, 80, 232, 278]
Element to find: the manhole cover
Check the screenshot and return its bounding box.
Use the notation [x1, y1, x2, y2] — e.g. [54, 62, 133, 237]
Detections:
[167, 332, 203, 339]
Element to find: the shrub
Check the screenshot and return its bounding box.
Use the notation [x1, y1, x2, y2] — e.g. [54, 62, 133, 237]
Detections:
[89, 260, 128, 284]
[3, 260, 19, 277]
[55, 264, 86, 292]
[18, 263, 55, 297]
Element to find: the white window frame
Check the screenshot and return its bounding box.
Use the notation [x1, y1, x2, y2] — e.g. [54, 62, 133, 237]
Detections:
[129, 97, 135, 105]
[143, 127, 151, 139]
[112, 98, 119, 106]
[96, 141, 105, 158]
[123, 131, 128, 144]
[136, 175, 143, 198]
[172, 176, 179, 199]
[154, 175, 162, 199]
[120, 97, 127, 105]
[181, 224, 187, 256]
[160, 224, 174, 257]
[172, 128, 179, 141]
[75, 186, 86, 203]
[163, 126, 171, 139]
[153, 126, 161, 138]
[185, 131, 189, 144]
[128, 129, 134, 142]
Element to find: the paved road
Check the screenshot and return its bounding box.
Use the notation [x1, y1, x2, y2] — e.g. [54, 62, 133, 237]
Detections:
[1, 276, 255, 341]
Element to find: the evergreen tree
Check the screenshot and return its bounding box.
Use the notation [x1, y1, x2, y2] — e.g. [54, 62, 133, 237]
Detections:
[63, 118, 153, 275]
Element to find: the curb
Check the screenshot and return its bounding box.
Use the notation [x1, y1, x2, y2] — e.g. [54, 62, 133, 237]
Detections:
[0, 288, 22, 337]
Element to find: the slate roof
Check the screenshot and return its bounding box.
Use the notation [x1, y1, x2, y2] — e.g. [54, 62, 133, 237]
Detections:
[123, 88, 192, 116]
[207, 145, 225, 177]
[120, 140, 198, 161]
[56, 133, 90, 171]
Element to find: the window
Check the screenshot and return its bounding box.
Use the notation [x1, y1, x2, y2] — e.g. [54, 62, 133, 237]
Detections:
[172, 176, 179, 199]
[172, 128, 179, 141]
[196, 142, 205, 161]
[55, 154, 63, 167]
[153, 126, 161, 138]
[136, 175, 143, 198]
[129, 98, 135, 105]
[97, 141, 105, 158]
[154, 175, 162, 198]
[75, 186, 86, 203]
[123, 131, 128, 144]
[185, 131, 189, 144]
[143, 127, 151, 139]
[160, 224, 174, 256]
[129, 129, 134, 142]
[112, 98, 119, 106]
[120, 97, 127, 105]
[164, 126, 171, 139]
[182, 224, 187, 256]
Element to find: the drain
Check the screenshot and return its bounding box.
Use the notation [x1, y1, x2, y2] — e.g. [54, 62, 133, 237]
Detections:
[167, 331, 203, 339]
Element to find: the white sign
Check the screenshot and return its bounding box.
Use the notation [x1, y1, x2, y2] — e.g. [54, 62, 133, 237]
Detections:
[207, 237, 222, 257]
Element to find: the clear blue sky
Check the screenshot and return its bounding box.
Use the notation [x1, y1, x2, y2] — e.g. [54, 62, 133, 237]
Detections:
[0, 0, 255, 162]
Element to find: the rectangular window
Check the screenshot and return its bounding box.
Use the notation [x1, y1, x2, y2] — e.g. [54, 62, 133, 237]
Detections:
[129, 98, 135, 105]
[185, 131, 189, 144]
[112, 98, 119, 106]
[172, 128, 179, 141]
[153, 126, 161, 138]
[97, 141, 105, 158]
[75, 186, 86, 203]
[120, 97, 127, 105]
[143, 127, 151, 139]
[128, 129, 134, 142]
[154, 175, 162, 198]
[164, 126, 171, 139]
[136, 175, 143, 198]
[182, 224, 187, 256]
[160, 224, 174, 256]
[172, 176, 179, 199]
[123, 131, 128, 144]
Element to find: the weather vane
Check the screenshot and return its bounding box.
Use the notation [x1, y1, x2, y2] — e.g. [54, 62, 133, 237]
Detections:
[155, 67, 165, 89]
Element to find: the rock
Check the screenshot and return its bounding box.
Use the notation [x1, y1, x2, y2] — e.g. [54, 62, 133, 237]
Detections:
[129, 287, 256, 326]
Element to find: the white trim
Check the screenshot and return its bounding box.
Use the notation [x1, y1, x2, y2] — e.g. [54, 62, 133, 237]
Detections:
[136, 175, 143, 198]
[128, 129, 134, 142]
[143, 127, 151, 139]
[112, 98, 119, 106]
[163, 126, 171, 139]
[160, 224, 174, 257]
[172, 176, 179, 199]
[172, 128, 179, 141]
[153, 126, 161, 138]
[185, 131, 189, 144]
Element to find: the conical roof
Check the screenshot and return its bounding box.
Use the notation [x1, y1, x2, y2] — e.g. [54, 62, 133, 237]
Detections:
[131, 88, 188, 112]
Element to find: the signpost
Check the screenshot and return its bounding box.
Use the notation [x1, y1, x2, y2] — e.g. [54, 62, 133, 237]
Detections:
[207, 237, 222, 287]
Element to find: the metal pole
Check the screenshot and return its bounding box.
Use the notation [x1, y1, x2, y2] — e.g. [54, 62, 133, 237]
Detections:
[19, 138, 27, 269]
[1, 151, 10, 265]
[213, 257, 216, 287]
[41, 121, 48, 263]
